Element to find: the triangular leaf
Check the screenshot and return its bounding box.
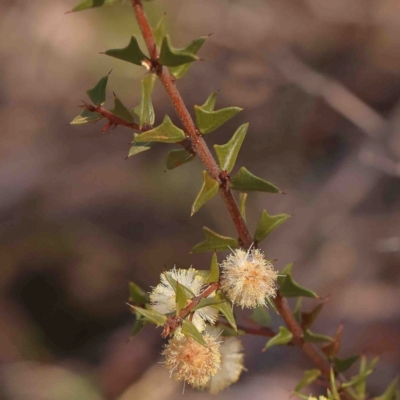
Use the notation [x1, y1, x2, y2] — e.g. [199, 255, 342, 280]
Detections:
[294, 369, 321, 392]
[375, 377, 399, 400]
[175, 281, 188, 315]
[192, 227, 238, 253]
[206, 252, 220, 283]
[165, 149, 195, 170]
[231, 167, 280, 193]
[322, 324, 343, 359]
[86, 74, 109, 106]
[333, 356, 359, 374]
[181, 319, 207, 347]
[194, 105, 242, 135]
[159, 35, 199, 67]
[191, 171, 219, 216]
[70, 108, 102, 125]
[129, 305, 166, 326]
[301, 303, 324, 330]
[264, 326, 293, 350]
[303, 330, 333, 343]
[250, 306, 273, 328]
[200, 91, 218, 112]
[212, 292, 237, 331]
[134, 115, 185, 143]
[129, 281, 149, 304]
[214, 123, 248, 172]
[254, 210, 290, 243]
[169, 36, 208, 79]
[278, 265, 318, 298]
[111, 95, 134, 123]
[164, 274, 195, 298]
[239, 193, 247, 222]
[128, 142, 153, 157]
[136, 73, 156, 128]
[105, 36, 149, 66]
[70, 0, 123, 12]
[154, 14, 166, 48]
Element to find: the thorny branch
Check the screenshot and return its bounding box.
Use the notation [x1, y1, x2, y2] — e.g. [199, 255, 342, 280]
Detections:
[130, 0, 346, 393]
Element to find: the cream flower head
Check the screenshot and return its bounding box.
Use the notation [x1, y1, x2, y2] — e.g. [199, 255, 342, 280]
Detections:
[162, 333, 221, 389]
[220, 248, 278, 308]
[206, 327, 245, 394]
[149, 267, 218, 332]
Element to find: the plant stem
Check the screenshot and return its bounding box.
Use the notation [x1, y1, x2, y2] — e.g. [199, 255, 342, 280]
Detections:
[130, 0, 332, 384]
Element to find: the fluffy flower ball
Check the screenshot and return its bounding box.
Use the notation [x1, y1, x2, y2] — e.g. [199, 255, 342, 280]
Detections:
[220, 248, 278, 308]
[162, 333, 221, 388]
[206, 328, 245, 394]
[150, 267, 218, 332]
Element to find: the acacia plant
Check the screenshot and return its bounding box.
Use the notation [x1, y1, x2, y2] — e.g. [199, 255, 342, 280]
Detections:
[69, 0, 399, 398]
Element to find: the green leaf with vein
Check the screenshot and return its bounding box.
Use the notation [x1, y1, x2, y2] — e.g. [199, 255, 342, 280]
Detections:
[175, 281, 188, 315]
[86, 74, 109, 106]
[70, 109, 102, 125]
[154, 14, 166, 48]
[170, 36, 208, 79]
[135, 73, 156, 128]
[294, 369, 321, 392]
[159, 35, 199, 67]
[264, 326, 293, 350]
[195, 104, 242, 135]
[278, 263, 318, 298]
[165, 149, 194, 170]
[134, 115, 185, 143]
[111, 95, 134, 123]
[191, 171, 219, 216]
[164, 274, 195, 298]
[214, 123, 248, 172]
[128, 135, 153, 157]
[192, 227, 238, 253]
[181, 319, 207, 347]
[212, 292, 237, 331]
[70, 0, 123, 12]
[375, 377, 399, 400]
[303, 330, 333, 343]
[250, 306, 273, 328]
[231, 167, 280, 193]
[206, 252, 219, 283]
[200, 91, 218, 112]
[128, 305, 166, 326]
[333, 356, 359, 373]
[192, 297, 222, 312]
[129, 281, 149, 304]
[254, 210, 290, 243]
[105, 36, 149, 66]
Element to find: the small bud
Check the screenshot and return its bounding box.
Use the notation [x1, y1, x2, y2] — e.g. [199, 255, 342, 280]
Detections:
[220, 248, 278, 308]
[162, 333, 221, 388]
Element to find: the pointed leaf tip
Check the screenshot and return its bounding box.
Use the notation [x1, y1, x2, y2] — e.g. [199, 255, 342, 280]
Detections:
[159, 35, 199, 67]
[195, 104, 242, 135]
[105, 36, 149, 66]
[206, 252, 219, 283]
[191, 171, 219, 216]
[264, 326, 293, 350]
[214, 123, 248, 172]
[70, 108, 102, 125]
[192, 227, 238, 253]
[254, 210, 290, 243]
[134, 115, 185, 143]
[181, 319, 207, 347]
[111, 96, 134, 123]
[231, 167, 280, 193]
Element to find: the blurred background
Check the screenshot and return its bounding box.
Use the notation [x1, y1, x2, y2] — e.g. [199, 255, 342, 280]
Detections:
[1, 0, 399, 399]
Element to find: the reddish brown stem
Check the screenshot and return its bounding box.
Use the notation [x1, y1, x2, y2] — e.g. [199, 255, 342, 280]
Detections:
[131, 0, 333, 388]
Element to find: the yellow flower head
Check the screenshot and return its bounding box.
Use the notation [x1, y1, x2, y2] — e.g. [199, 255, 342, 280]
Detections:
[162, 333, 221, 389]
[220, 248, 278, 308]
